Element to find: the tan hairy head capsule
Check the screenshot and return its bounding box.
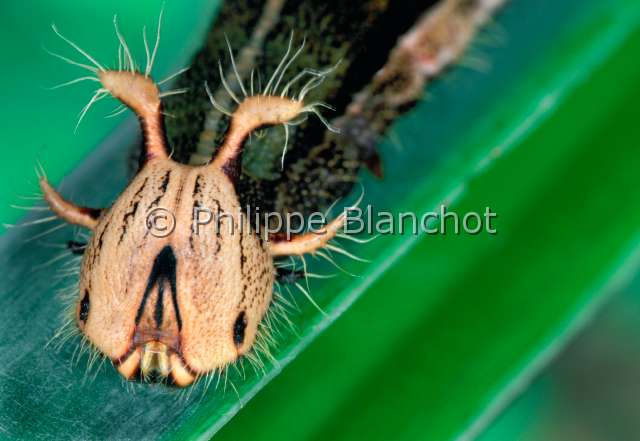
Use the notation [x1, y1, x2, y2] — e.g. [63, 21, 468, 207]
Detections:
[41, 23, 344, 386]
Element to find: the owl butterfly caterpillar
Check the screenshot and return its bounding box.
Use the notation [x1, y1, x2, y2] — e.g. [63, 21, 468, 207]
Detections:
[39, 0, 505, 387]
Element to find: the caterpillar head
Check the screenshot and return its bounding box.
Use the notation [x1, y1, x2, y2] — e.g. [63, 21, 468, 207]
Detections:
[44, 20, 344, 387]
[76, 161, 274, 386]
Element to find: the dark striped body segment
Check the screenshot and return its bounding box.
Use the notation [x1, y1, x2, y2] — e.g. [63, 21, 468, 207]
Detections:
[346, 0, 505, 142]
[41, 0, 507, 386]
[79, 159, 273, 375]
[163, 0, 442, 219]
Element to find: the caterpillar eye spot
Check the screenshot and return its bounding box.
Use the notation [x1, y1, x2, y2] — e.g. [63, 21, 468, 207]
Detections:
[233, 311, 248, 347]
[79, 290, 90, 323]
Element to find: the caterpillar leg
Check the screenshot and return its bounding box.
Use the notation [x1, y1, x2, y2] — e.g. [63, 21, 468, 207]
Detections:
[39, 179, 101, 230]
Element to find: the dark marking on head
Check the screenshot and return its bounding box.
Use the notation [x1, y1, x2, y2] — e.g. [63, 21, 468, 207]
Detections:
[239, 232, 247, 303]
[92, 212, 114, 267]
[189, 200, 200, 251]
[79, 290, 90, 323]
[192, 175, 202, 197]
[233, 311, 247, 347]
[119, 200, 140, 244]
[176, 180, 186, 206]
[135, 245, 182, 330]
[221, 157, 241, 183]
[119, 177, 150, 244]
[154, 282, 165, 329]
[133, 177, 149, 198]
[160, 170, 171, 192]
[148, 170, 172, 209]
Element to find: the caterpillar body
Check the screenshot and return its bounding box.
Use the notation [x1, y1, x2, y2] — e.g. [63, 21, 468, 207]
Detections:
[39, 0, 505, 386]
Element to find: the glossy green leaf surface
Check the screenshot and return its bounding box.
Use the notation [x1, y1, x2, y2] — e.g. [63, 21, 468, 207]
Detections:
[216, 21, 640, 441]
[0, 0, 220, 226]
[1, 0, 639, 440]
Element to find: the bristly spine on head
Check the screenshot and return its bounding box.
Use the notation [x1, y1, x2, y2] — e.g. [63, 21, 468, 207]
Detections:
[42, 9, 364, 389]
[48, 12, 338, 172]
[47, 6, 189, 133]
[205, 32, 342, 169]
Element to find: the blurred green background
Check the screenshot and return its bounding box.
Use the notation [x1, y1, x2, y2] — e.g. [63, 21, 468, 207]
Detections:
[0, 0, 216, 224]
[1, 0, 640, 440]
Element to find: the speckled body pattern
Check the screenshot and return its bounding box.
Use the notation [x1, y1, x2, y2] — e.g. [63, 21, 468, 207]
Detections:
[165, 0, 440, 216]
[164, 0, 503, 219]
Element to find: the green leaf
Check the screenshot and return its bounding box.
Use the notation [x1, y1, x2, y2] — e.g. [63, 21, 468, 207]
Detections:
[0, 0, 220, 226]
[215, 2, 640, 441]
[1, 0, 639, 440]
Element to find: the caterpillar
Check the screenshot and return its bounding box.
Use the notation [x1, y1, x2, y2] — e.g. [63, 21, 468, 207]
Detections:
[38, 0, 506, 387]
